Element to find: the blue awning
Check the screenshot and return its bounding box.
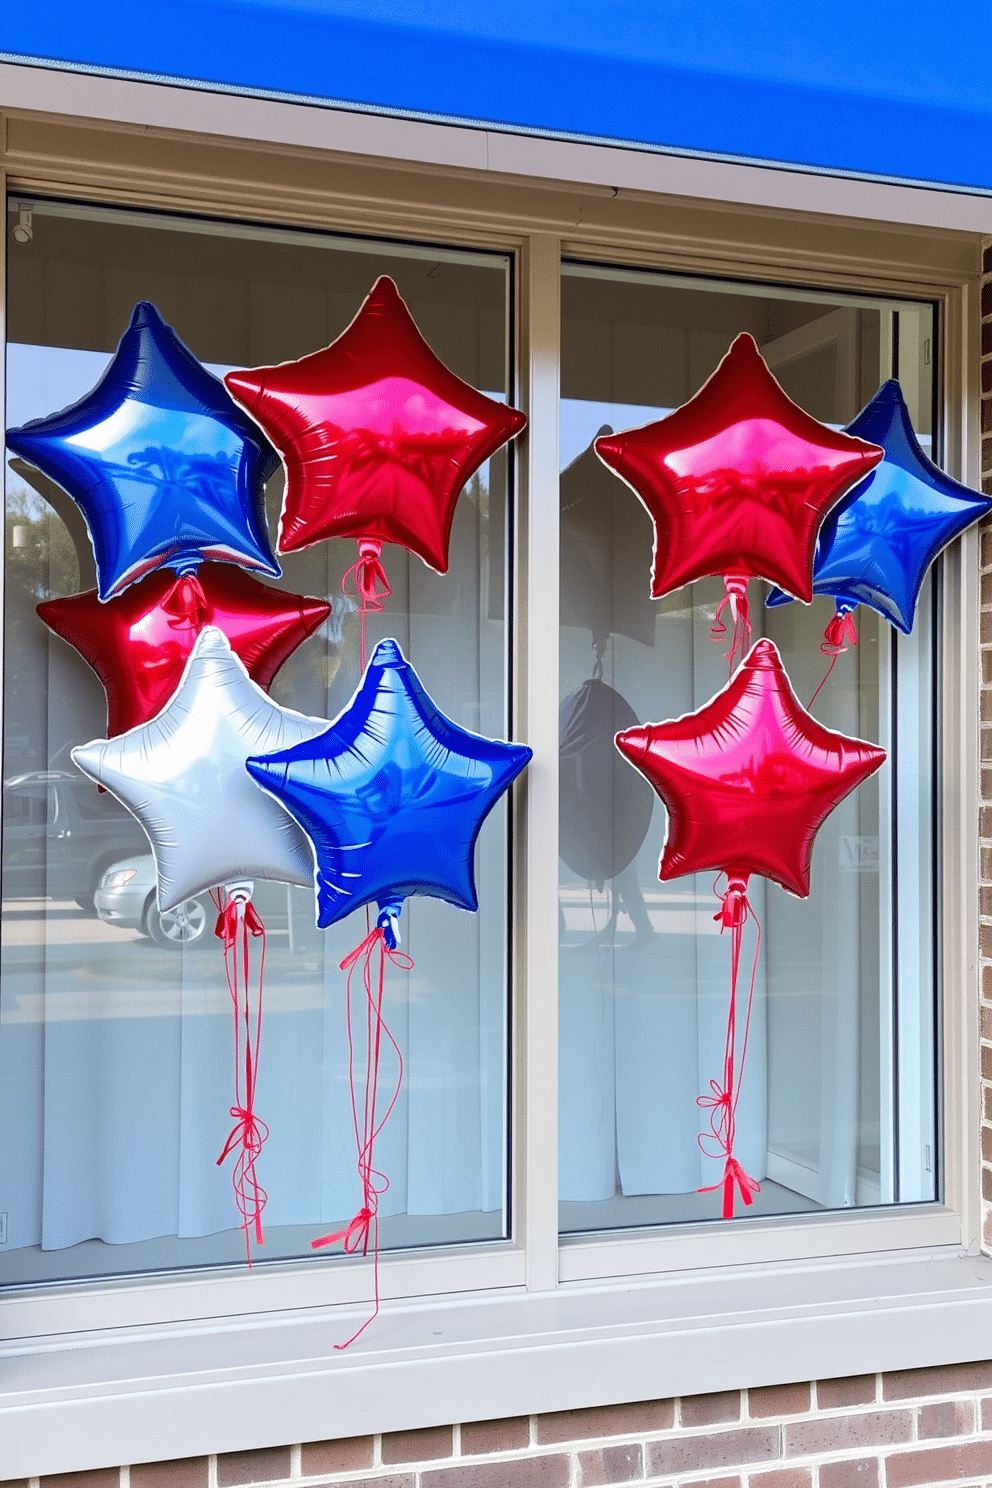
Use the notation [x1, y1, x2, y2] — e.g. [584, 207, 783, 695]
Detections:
[3, 0, 991, 193]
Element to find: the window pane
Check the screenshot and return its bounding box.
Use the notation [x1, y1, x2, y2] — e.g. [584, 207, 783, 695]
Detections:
[1, 199, 513, 1283]
[558, 263, 937, 1232]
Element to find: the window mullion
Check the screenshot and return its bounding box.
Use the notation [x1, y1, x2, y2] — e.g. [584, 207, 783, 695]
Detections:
[515, 232, 561, 1292]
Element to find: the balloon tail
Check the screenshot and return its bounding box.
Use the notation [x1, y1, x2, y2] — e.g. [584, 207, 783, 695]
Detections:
[312, 916, 413, 1350]
[343, 538, 391, 670]
[162, 571, 209, 629]
[697, 874, 761, 1219]
[212, 887, 269, 1263]
[809, 608, 859, 709]
[711, 575, 751, 677]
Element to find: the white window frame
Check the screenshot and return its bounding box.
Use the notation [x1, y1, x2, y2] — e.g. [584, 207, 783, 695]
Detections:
[0, 62, 989, 1479]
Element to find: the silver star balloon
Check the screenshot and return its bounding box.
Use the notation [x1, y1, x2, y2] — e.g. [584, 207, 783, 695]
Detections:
[71, 626, 330, 910]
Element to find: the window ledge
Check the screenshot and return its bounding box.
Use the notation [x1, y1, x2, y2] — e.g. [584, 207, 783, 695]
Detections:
[4, 1244, 992, 1477]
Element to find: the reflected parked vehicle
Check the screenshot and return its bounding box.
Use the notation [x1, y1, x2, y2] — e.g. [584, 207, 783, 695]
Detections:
[2, 770, 148, 910]
[95, 854, 314, 950]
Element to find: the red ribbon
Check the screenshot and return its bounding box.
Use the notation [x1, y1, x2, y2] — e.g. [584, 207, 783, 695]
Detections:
[343, 538, 392, 670]
[697, 873, 762, 1219]
[212, 888, 269, 1261]
[809, 606, 859, 709]
[312, 919, 413, 1350]
[710, 574, 752, 676]
[162, 571, 209, 628]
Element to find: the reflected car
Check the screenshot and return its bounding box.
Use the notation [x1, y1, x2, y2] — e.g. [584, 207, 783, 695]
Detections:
[2, 770, 148, 910]
[95, 855, 311, 950]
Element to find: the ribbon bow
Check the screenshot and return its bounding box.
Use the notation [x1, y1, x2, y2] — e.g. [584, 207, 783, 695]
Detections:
[697, 874, 762, 1219]
[710, 574, 752, 675]
[162, 572, 209, 628]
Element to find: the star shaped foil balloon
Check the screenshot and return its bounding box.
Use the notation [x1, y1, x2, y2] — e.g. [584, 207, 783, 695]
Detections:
[7, 302, 281, 600]
[224, 276, 527, 574]
[39, 565, 331, 736]
[615, 638, 886, 898]
[245, 637, 532, 933]
[71, 627, 330, 909]
[766, 379, 992, 633]
[594, 334, 884, 604]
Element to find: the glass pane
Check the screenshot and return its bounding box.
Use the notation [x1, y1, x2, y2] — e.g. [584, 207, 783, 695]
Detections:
[1, 198, 513, 1284]
[558, 263, 937, 1233]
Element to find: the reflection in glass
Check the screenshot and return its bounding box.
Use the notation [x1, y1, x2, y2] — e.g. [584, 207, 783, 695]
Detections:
[559, 265, 937, 1232]
[0, 200, 513, 1284]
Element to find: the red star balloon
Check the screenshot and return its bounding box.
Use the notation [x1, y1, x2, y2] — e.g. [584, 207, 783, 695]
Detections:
[595, 333, 883, 605]
[615, 638, 886, 898]
[223, 276, 527, 579]
[37, 565, 331, 736]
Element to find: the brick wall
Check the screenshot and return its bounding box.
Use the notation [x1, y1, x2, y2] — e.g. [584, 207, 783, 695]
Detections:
[980, 238, 992, 1252]
[13, 1363, 992, 1488]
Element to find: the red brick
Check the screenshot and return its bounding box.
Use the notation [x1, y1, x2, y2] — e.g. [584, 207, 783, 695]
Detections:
[678, 1480, 741, 1488]
[40, 1475, 117, 1488]
[748, 1383, 811, 1418]
[816, 1376, 876, 1410]
[982, 1041, 992, 1078]
[647, 1426, 779, 1476]
[535, 1399, 673, 1443]
[131, 1463, 208, 1488]
[680, 1391, 741, 1426]
[422, 1458, 570, 1488]
[331, 1479, 414, 1488]
[381, 1426, 453, 1464]
[886, 1440, 992, 1487]
[982, 571, 992, 605]
[982, 1395, 992, 1429]
[576, 1443, 643, 1485]
[984, 244, 992, 274]
[819, 1460, 879, 1488]
[461, 1418, 530, 1455]
[985, 1086, 992, 1121]
[216, 1448, 290, 1486]
[983, 1125, 992, 1162]
[750, 1472, 812, 1488]
[985, 321, 992, 358]
[983, 280, 992, 319]
[983, 1005, 992, 1039]
[300, 1437, 374, 1475]
[917, 1399, 974, 1437]
[0, 1481, 29, 1488]
[786, 1410, 911, 1455]
[982, 656, 992, 690]
[984, 360, 992, 396]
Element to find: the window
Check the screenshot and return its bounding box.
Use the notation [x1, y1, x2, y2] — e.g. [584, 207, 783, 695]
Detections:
[558, 264, 939, 1236]
[0, 99, 983, 1467]
[1, 198, 515, 1285]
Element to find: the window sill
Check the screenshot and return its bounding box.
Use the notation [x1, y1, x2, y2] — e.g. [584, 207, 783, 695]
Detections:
[4, 1241, 992, 1478]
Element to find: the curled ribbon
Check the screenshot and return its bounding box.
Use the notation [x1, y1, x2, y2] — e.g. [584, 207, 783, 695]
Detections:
[312, 920, 413, 1350]
[809, 605, 859, 709]
[710, 574, 752, 676]
[212, 888, 269, 1261]
[697, 873, 762, 1219]
[343, 538, 392, 669]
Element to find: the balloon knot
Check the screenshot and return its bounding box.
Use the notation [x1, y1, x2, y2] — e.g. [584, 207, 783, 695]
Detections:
[714, 876, 750, 930]
[162, 572, 209, 628]
[823, 608, 858, 654]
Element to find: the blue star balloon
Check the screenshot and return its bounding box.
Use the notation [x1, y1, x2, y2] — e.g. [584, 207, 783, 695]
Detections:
[766, 380, 991, 634]
[245, 638, 532, 941]
[6, 302, 281, 600]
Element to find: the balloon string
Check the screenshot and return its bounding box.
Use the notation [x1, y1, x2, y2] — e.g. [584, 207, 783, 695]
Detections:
[312, 916, 412, 1350]
[710, 576, 751, 677]
[809, 608, 859, 709]
[162, 572, 209, 629]
[211, 888, 269, 1263]
[343, 538, 391, 672]
[697, 875, 762, 1219]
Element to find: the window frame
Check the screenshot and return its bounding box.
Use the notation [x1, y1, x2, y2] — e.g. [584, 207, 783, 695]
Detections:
[0, 64, 986, 1477]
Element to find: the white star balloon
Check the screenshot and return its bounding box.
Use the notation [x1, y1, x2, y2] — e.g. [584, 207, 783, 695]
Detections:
[71, 626, 330, 910]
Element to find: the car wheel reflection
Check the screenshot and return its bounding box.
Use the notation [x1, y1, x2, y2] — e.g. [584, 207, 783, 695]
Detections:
[144, 893, 210, 949]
